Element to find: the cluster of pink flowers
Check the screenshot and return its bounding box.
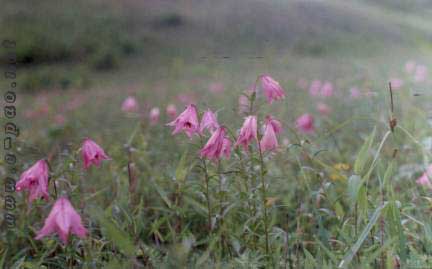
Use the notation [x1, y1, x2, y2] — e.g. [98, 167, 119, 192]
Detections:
[16, 138, 110, 244]
[168, 75, 288, 160]
[405, 60, 428, 83]
[121, 96, 179, 126]
[308, 80, 334, 97]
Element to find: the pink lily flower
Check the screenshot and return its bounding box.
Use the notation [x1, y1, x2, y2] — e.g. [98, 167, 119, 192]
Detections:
[81, 138, 110, 169]
[317, 103, 331, 116]
[35, 196, 87, 244]
[200, 126, 231, 160]
[200, 109, 219, 134]
[260, 75, 285, 104]
[167, 104, 200, 138]
[235, 115, 258, 150]
[416, 165, 432, 189]
[16, 159, 50, 204]
[296, 113, 315, 134]
[260, 119, 279, 152]
[166, 104, 177, 119]
[265, 115, 282, 134]
[121, 96, 139, 113]
[320, 81, 334, 97]
[149, 107, 160, 125]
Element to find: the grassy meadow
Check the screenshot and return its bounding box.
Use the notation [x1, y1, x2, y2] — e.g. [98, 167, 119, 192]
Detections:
[2, 0, 432, 268]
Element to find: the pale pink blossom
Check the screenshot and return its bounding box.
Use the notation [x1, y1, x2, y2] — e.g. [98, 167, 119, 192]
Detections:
[81, 138, 110, 169]
[414, 65, 428, 82]
[282, 138, 290, 146]
[16, 159, 49, 203]
[416, 165, 432, 189]
[309, 80, 322, 96]
[200, 126, 231, 160]
[236, 116, 258, 150]
[264, 115, 282, 134]
[35, 197, 87, 244]
[350, 87, 361, 99]
[121, 96, 139, 113]
[405, 61, 416, 74]
[167, 104, 199, 138]
[260, 75, 285, 104]
[149, 107, 160, 125]
[208, 82, 225, 94]
[200, 109, 219, 133]
[320, 81, 334, 97]
[260, 119, 279, 152]
[296, 113, 315, 134]
[389, 78, 403, 90]
[166, 104, 177, 119]
[317, 103, 331, 116]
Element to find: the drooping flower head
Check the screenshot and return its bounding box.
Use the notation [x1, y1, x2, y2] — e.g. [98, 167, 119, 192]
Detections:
[235, 115, 258, 150]
[264, 115, 282, 134]
[121, 96, 139, 113]
[296, 113, 315, 134]
[317, 102, 331, 116]
[35, 196, 87, 244]
[309, 80, 322, 96]
[16, 159, 49, 203]
[167, 104, 199, 138]
[260, 118, 279, 152]
[416, 164, 432, 189]
[81, 138, 110, 169]
[166, 104, 177, 119]
[149, 107, 160, 125]
[259, 75, 285, 104]
[200, 109, 219, 133]
[320, 81, 334, 97]
[200, 126, 231, 161]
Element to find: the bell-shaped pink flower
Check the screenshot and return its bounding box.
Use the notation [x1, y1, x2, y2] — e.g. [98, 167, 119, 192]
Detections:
[121, 96, 139, 113]
[317, 102, 331, 116]
[167, 104, 199, 138]
[309, 80, 322, 96]
[16, 159, 49, 203]
[149, 107, 160, 125]
[200, 126, 231, 160]
[265, 115, 282, 134]
[200, 109, 219, 133]
[166, 104, 177, 119]
[320, 81, 334, 97]
[35, 197, 87, 244]
[235, 115, 258, 150]
[416, 165, 432, 189]
[260, 120, 279, 152]
[81, 138, 110, 169]
[296, 113, 315, 134]
[260, 75, 285, 104]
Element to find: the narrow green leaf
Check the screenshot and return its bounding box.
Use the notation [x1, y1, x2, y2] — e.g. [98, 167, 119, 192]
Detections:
[338, 202, 387, 268]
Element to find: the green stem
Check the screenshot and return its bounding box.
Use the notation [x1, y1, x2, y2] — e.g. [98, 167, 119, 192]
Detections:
[258, 141, 270, 259]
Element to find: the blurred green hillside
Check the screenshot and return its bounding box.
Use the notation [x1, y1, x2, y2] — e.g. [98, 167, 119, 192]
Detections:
[1, 0, 432, 91]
